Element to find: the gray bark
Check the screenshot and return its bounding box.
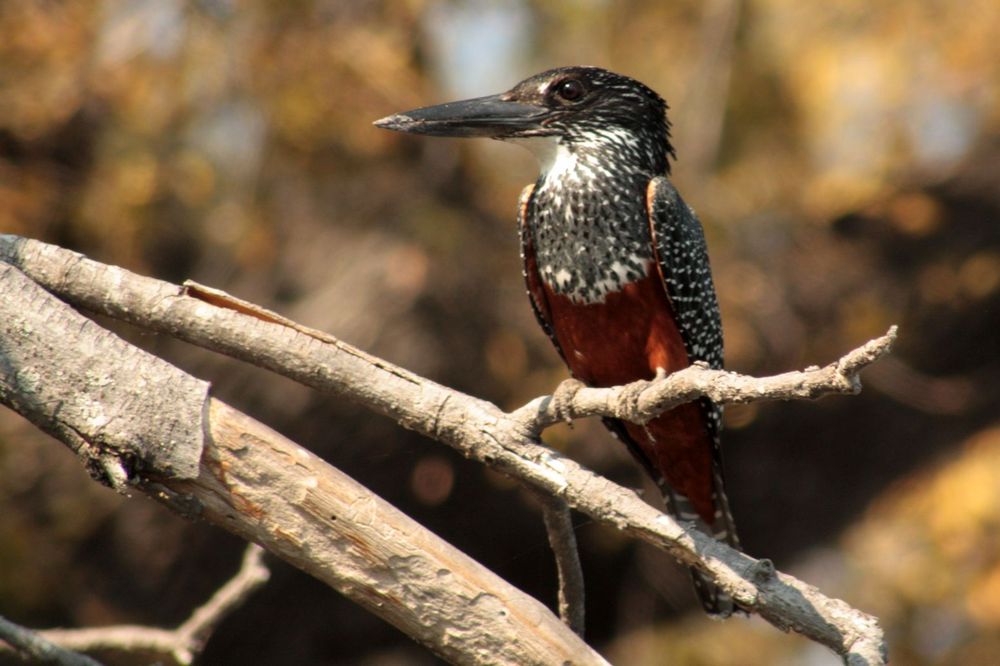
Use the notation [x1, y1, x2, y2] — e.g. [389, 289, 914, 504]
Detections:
[0, 262, 206, 486]
[0, 257, 606, 665]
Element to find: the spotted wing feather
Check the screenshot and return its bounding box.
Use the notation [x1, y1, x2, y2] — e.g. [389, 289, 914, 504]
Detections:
[645, 176, 739, 549]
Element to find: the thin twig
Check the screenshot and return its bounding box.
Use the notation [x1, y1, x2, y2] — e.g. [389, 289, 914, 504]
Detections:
[534, 492, 586, 636]
[173, 544, 270, 663]
[0, 615, 103, 666]
[0, 545, 270, 665]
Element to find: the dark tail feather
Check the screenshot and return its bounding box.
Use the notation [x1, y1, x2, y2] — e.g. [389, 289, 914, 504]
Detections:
[660, 459, 742, 617]
[601, 416, 743, 616]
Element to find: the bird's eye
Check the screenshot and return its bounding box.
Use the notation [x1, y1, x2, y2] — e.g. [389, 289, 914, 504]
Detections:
[555, 79, 585, 102]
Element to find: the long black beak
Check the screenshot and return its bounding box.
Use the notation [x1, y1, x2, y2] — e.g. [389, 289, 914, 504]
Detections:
[374, 93, 547, 138]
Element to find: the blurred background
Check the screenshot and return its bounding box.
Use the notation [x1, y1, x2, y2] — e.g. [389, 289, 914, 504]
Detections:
[1, 1, 998, 664]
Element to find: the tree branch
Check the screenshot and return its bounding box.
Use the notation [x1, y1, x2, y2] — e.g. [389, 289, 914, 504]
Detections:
[0, 235, 889, 664]
[534, 492, 586, 636]
[511, 327, 897, 433]
[0, 545, 270, 665]
[0, 615, 102, 666]
[0, 255, 606, 666]
[173, 544, 270, 662]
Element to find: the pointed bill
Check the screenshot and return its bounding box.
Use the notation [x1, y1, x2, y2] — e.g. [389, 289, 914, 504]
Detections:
[374, 94, 548, 138]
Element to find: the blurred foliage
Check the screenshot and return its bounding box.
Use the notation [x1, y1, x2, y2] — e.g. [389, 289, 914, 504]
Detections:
[0, 0, 998, 664]
[848, 427, 1000, 663]
[607, 427, 1000, 666]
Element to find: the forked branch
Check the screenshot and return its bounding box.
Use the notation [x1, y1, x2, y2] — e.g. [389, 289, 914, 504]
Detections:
[0, 545, 269, 665]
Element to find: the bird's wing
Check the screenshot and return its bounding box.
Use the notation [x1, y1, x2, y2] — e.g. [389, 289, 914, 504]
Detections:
[644, 176, 724, 372]
[646, 175, 737, 538]
[644, 176, 726, 441]
[646, 175, 741, 615]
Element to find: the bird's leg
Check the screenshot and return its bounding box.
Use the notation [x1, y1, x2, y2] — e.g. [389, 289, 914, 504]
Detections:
[615, 377, 653, 424]
[618, 367, 666, 424]
[552, 377, 587, 426]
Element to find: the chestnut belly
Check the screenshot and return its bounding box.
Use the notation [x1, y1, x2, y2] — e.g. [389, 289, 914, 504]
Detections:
[544, 268, 690, 385]
[543, 268, 716, 521]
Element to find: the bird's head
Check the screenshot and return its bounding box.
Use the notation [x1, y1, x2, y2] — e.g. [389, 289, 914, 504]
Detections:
[375, 66, 674, 175]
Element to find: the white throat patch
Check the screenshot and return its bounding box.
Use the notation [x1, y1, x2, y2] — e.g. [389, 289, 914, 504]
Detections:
[505, 136, 576, 178]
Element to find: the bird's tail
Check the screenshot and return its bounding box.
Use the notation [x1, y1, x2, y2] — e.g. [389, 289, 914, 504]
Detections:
[601, 414, 742, 616]
[659, 455, 741, 617]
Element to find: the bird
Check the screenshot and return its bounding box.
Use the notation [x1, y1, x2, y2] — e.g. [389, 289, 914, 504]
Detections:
[375, 66, 739, 616]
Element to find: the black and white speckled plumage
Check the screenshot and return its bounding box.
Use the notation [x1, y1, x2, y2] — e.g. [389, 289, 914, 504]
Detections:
[646, 177, 727, 463]
[509, 68, 672, 304]
[528, 166, 651, 304]
[645, 176, 739, 572]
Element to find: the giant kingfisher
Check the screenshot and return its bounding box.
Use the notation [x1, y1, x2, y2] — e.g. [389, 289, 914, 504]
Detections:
[376, 66, 739, 616]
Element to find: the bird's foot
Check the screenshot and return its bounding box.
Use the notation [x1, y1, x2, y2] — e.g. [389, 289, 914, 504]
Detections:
[616, 378, 652, 423]
[552, 378, 586, 426]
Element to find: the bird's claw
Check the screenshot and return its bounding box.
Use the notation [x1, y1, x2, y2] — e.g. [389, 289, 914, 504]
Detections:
[617, 379, 652, 422]
[552, 378, 586, 426]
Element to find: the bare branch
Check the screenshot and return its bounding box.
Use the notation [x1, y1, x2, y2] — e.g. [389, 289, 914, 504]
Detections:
[511, 326, 897, 433]
[0, 235, 889, 664]
[0, 545, 270, 665]
[0, 615, 103, 666]
[534, 492, 586, 636]
[174, 544, 270, 662]
[0, 257, 207, 490]
[0, 255, 606, 665]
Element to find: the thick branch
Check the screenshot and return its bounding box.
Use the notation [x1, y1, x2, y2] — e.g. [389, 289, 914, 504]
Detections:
[0, 260, 206, 489]
[0, 235, 888, 664]
[0, 257, 604, 666]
